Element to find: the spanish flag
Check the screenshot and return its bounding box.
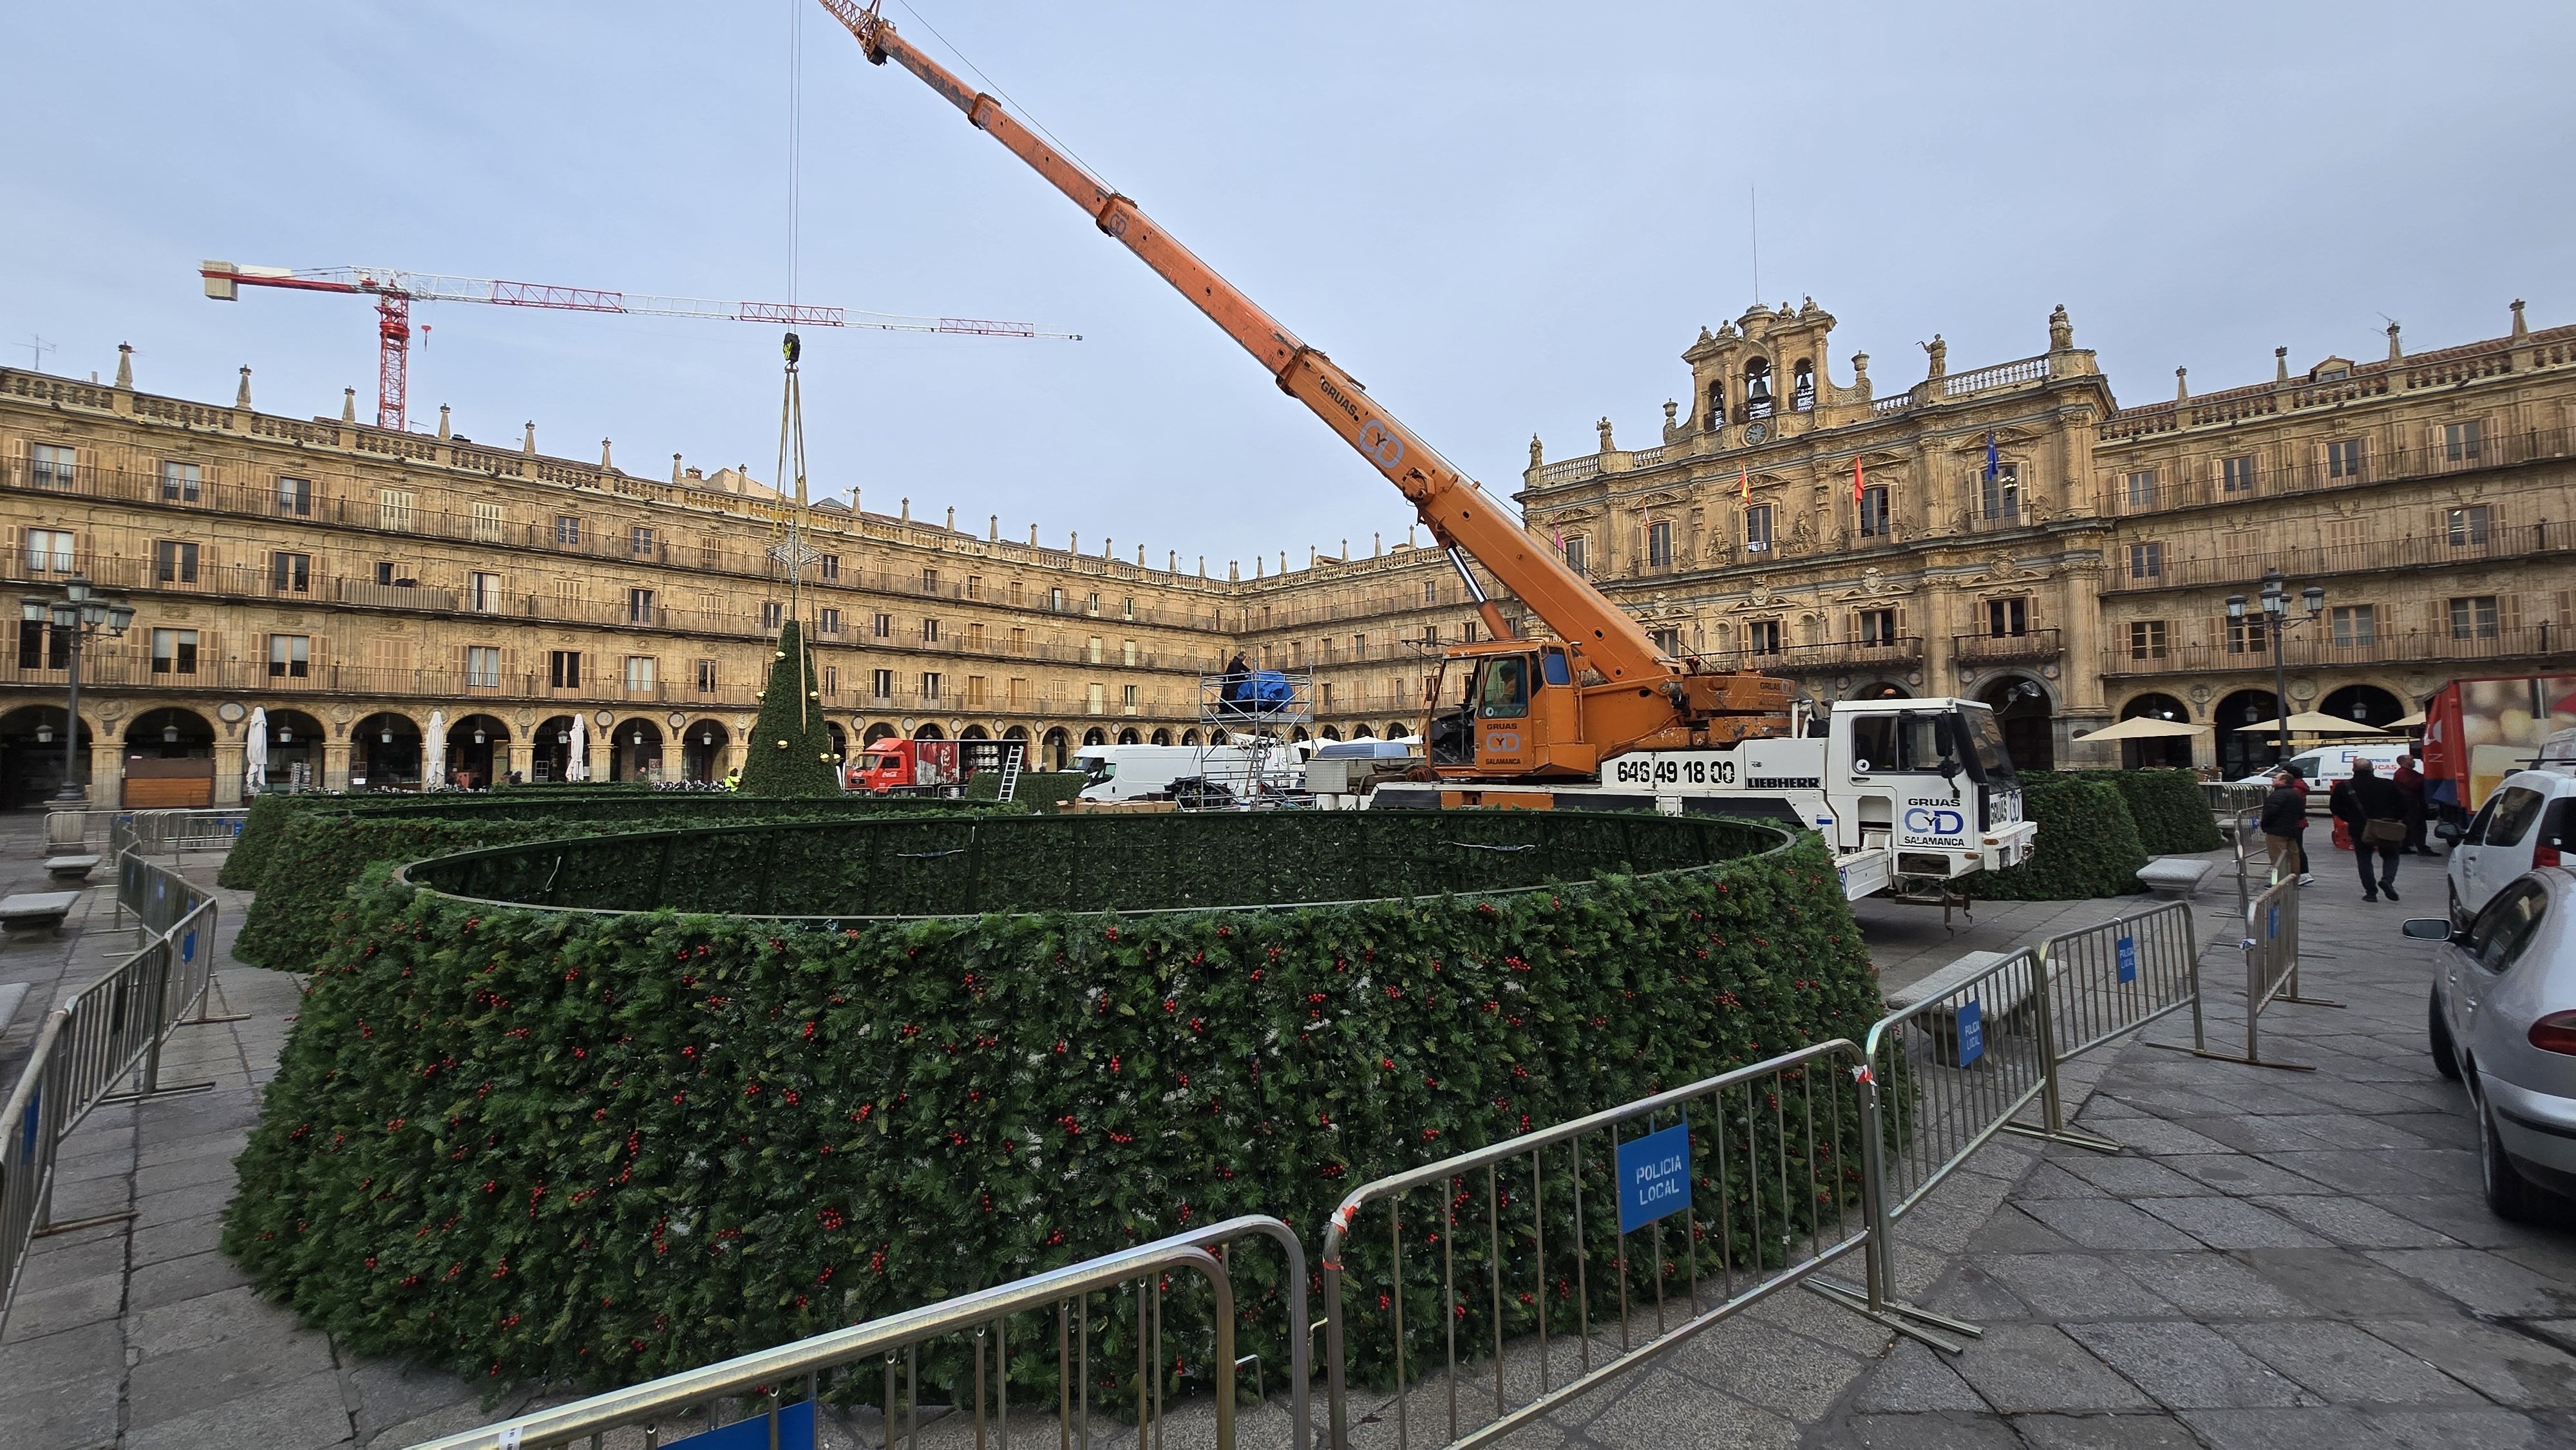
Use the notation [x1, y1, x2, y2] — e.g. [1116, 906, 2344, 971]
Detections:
[1738, 462, 1751, 503]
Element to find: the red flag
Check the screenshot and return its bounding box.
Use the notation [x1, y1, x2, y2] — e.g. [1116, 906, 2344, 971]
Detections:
[1853, 455, 1865, 507]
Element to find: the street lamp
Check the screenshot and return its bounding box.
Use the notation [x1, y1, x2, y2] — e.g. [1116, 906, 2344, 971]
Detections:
[19, 576, 134, 804]
[2226, 569, 2327, 769]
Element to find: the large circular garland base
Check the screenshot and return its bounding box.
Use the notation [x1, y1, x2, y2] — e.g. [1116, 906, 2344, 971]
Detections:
[224, 811, 1884, 1403]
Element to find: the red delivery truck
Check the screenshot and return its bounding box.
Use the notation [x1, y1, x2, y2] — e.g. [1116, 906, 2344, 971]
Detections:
[2420, 673, 2576, 815]
[854, 739, 963, 795]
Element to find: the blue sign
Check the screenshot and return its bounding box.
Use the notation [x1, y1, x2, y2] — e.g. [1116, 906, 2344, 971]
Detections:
[1956, 999, 1985, 1066]
[1616, 1120, 1692, 1234]
[181, 929, 196, 965]
[2115, 935, 2138, 984]
[658, 1401, 815, 1450]
[2266, 903, 2280, 941]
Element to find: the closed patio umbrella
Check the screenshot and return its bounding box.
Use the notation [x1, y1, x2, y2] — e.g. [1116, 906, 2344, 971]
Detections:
[244, 706, 268, 793]
[424, 709, 447, 787]
[569, 714, 589, 782]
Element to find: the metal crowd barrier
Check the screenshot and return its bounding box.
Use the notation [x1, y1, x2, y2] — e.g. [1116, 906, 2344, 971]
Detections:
[2038, 903, 2203, 1068]
[41, 807, 127, 856]
[2179, 874, 2340, 1071]
[0, 892, 222, 1336]
[406, 1216, 1303, 1450]
[117, 849, 216, 941]
[1318, 1040, 1900, 1450]
[120, 807, 249, 859]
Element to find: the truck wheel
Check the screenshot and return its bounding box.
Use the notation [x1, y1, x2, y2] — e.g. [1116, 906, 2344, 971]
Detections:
[2428, 988, 2462, 1082]
[2474, 1074, 2561, 1223]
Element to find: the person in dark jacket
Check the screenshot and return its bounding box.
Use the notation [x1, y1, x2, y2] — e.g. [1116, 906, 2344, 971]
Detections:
[2258, 770, 2312, 885]
[2392, 754, 2433, 854]
[2329, 757, 2407, 901]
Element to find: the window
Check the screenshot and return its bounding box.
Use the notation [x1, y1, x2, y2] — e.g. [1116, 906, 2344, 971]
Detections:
[1086, 682, 1105, 715]
[1647, 520, 1674, 569]
[968, 622, 987, 651]
[549, 650, 582, 689]
[1791, 358, 1815, 411]
[923, 567, 942, 595]
[1088, 636, 1104, 664]
[698, 536, 721, 571]
[822, 665, 838, 697]
[2123, 470, 2157, 509]
[466, 645, 502, 688]
[154, 540, 199, 584]
[761, 601, 784, 630]
[377, 488, 415, 532]
[1048, 587, 1066, 612]
[471, 501, 504, 541]
[1086, 592, 1101, 616]
[1122, 683, 1140, 711]
[628, 525, 654, 557]
[2127, 542, 2163, 579]
[2465, 878, 2550, 975]
[2447, 505, 2492, 547]
[817, 607, 842, 636]
[1421, 625, 1441, 646]
[1563, 536, 1588, 576]
[1122, 639, 1139, 667]
[1010, 627, 1027, 654]
[2486, 787, 2549, 849]
[2330, 605, 2376, 646]
[2445, 420, 2484, 462]
[25, 529, 73, 572]
[160, 461, 201, 502]
[278, 476, 312, 516]
[554, 515, 582, 546]
[1981, 463, 2020, 520]
[1858, 608, 1898, 646]
[1123, 596, 1136, 621]
[1352, 632, 1368, 659]
[1651, 627, 1685, 656]
[1745, 504, 1774, 553]
[920, 672, 943, 702]
[963, 573, 980, 599]
[267, 634, 310, 679]
[2222, 614, 2268, 654]
[2221, 454, 2257, 494]
[469, 572, 503, 612]
[1461, 621, 1479, 644]
[1008, 581, 1025, 607]
[1747, 620, 1783, 655]
[2325, 438, 2365, 480]
[820, 554, 841, 582]
[1858, 485, 1889, 538]
[1009, 677, 1028, 708]
[1423, 579, 1441, 606]
[374, 561, 398, 586]
[1320, 682, 1335, 710]
[628, 588, 656, 625]
[873, 613, 893, 639]
[2450, 596, 2501, 640]
[966, 675, 988, 707]
[30, 444, 75, 489]
[624, 655, 656, 693]
[16, 620, 66, 669]
[1986, 598, 2027, 637]
[151, 627, 198, 675]
[922, 618, 942, 644]
[696, 658, 719, 693]
[872, 668, 896, 700]
[2127, 620, 2168, 660]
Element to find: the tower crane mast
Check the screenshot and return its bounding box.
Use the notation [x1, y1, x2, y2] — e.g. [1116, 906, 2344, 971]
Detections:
[200, 260, 1079, 433]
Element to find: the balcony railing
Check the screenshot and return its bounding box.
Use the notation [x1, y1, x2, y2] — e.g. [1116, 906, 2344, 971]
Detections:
[1693, 636, 1924, 674]
[1953, 627, 2063, 666]
[2096, 424, 2576, 519]
[2099, 522, 2562, 595]
[2101, 623, 2570, 678]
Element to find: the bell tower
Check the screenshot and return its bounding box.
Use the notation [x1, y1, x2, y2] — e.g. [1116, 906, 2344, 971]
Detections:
[1677, 298, 1848, 444]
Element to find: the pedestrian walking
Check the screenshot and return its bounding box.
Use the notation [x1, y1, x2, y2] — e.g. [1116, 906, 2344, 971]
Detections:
[2258, 769, 2311, 885]
[2330, 757, 2407, 901]
[2285, 768, 2314, 878]
[2393, 753, 2434, 854]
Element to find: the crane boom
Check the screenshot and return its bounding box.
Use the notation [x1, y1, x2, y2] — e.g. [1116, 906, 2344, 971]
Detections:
[813, 0, 1670, 686]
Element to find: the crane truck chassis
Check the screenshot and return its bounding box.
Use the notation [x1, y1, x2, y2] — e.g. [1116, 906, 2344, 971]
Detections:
[1367, 697, 2036, 905]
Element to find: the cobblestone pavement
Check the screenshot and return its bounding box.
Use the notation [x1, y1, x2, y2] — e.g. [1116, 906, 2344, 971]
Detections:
[6, 825, 2568, 1450]
[1812, 853, 2576, 1449]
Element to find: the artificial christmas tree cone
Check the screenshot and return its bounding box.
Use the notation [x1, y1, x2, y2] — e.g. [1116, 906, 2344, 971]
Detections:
[737, 619, 841, 796]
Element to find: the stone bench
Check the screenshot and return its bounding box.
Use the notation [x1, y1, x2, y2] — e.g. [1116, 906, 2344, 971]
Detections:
[42, 853, 100, 885]
[1886, 949, 2036, 1067]
[0, 981, 26, 1037]
[2137, 857, 2216, 901]
[0, 891, 81, 941]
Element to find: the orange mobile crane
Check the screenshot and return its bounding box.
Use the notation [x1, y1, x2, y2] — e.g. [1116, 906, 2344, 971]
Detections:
[814, 1, 1787, 786]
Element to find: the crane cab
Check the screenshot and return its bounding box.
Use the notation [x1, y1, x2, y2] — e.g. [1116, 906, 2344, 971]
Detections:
[1425, 643, 1589, 780]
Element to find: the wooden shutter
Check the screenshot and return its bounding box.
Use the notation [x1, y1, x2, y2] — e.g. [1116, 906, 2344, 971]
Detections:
[2503, 596, 2524, 634]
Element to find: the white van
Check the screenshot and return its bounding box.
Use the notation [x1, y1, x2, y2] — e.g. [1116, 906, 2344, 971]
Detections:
[2235, 742, 2417, 796]
[1074, 744, 1296, 804]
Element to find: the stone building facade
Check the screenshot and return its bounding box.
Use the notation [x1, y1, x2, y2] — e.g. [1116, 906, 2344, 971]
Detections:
[5, 297, 2570, 806]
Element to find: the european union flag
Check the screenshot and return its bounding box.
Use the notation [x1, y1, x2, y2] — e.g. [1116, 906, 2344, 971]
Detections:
[1983, 432, 2000, 481]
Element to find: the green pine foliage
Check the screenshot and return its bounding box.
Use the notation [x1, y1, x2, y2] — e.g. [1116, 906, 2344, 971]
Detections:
[220, 791, 303, 890]
[1969, 774, 2151, 899]
[223, 818, 1889, 1404]
[2067, 769, 2223, 856]
[737, 620, 842, 798]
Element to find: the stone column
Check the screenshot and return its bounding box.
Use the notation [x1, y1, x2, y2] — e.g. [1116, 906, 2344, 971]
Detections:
[507, 739, 535, 784]
[322, 740, 353, 792]
[212, 740, 245, 807]
[89, 738, 124, 808]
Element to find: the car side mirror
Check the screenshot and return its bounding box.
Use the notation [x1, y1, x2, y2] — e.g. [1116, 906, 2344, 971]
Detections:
[2400, 918, 2456, 942]
[1938, 757, 1962, 782]
[2434, 820, 2465, 843]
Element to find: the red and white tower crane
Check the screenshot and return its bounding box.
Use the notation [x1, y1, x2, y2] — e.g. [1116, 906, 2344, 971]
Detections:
[199, 261, 1079, 433]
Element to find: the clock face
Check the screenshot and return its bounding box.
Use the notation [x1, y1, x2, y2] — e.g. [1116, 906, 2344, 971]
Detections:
[1743, 421, 1769, 444]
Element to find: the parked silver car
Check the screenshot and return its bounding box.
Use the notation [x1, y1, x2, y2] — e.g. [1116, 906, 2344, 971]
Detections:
[2410, 867, 2576, 1221]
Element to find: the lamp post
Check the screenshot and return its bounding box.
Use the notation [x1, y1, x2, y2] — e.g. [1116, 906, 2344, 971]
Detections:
[2226, 570, 2326, 770]
[19, 578, 135, 804]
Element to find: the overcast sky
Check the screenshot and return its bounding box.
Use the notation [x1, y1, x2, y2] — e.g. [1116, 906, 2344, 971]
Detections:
[6, 3, 2570, 568]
